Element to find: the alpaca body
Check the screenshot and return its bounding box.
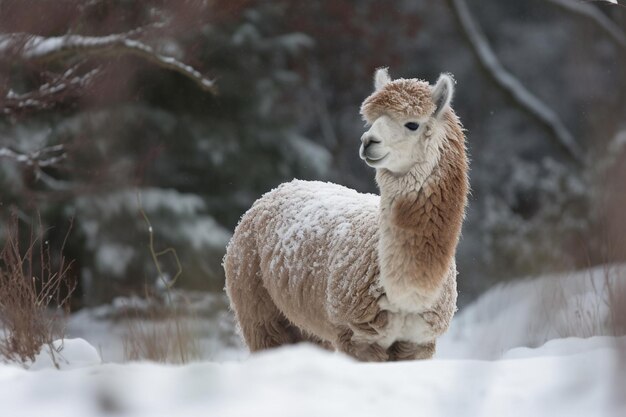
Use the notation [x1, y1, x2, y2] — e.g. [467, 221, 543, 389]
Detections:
[225, 69, 469, 361]
[224, 180, 457, 358]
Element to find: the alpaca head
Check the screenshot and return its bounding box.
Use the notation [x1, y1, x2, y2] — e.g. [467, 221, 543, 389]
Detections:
[359, 68, 455, 176]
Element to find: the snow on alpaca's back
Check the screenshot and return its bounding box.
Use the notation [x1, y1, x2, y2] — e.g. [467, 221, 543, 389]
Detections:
[277, 181, 377, 240]
[254, 180, 380, 283]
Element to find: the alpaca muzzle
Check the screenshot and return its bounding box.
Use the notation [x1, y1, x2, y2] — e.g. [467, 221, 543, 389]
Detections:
[360, 134, 386, 162]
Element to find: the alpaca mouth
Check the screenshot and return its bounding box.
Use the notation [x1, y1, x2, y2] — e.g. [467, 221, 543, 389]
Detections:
[365, 153, 388, 164]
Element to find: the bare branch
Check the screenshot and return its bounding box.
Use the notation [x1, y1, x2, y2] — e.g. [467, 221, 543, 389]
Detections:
[136, 192, 188, 363]
[0, 145, 67, 168]
[546, 0, 626, 49]
[2, 67, 100, 115]
[448, 0, 585, 165]
[0, 144, 71, 190]
[122, 20, 169, 40]
[0, 32, 216, 94]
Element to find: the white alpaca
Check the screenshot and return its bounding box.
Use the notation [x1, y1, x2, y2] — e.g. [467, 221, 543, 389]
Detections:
[224, 68, 469, 361]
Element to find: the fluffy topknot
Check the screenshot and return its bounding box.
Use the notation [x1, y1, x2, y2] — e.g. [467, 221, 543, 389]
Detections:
[360, 78, 436, 124]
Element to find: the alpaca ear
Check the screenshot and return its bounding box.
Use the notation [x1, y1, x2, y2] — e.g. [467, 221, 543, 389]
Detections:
[374, 67, 391, 91]
[432, 73, 455, 118]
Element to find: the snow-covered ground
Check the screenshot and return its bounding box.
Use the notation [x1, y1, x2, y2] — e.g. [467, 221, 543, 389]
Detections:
[438, 264, 626, 359]
[1, 336, 625, 417]
[1, 265, 625, 416]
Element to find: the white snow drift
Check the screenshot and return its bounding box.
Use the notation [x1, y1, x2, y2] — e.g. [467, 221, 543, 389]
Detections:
[0, 266, 624, 416]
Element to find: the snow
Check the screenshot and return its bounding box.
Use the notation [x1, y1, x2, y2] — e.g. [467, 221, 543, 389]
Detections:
[95, 243, 135, 277]
[287, 134, 332, 176]
[76, 188, 206, 218]
[178, 217, 231, 250]
[28, 339, 101, 370]
[0, 337, 624, 417]
[272, 180, 378, 257]
[1, 267, 625, 415]
[438, 265, 625, 359]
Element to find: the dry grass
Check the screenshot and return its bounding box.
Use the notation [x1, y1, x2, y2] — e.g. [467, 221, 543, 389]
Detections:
[121, 196, 200, 364]
[549, 264, 626, 340]
[602, 264, 626, 336]
[0, 214, 75, 367]
[122, 298, 200, 363]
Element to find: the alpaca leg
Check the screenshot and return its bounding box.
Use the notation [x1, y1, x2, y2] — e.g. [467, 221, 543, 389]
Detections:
[387, 340, 436, 361]
[243, 313, 303, 352]
[225, 240, 301, 352]
[228, 275, 301, 351]
[297, 331, 334, 351]
[349, 309, 390, 337]
[335, 328, 389, 362]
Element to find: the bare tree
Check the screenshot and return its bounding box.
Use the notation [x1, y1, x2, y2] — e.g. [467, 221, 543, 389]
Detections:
[447, 0, 585, 165]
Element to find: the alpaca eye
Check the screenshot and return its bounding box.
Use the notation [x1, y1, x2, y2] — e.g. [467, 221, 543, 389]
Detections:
[404, 122, 419, 131]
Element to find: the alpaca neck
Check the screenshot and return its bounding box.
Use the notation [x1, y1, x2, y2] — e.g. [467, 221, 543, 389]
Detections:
[375, 114, 468, 312]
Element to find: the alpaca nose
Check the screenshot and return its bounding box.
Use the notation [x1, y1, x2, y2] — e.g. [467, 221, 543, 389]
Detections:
[361, 134, 381, 149]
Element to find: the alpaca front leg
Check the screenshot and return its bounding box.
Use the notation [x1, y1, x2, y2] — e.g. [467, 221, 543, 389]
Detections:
[336, 328, 389, 362]
[387, 340, 436, 361]
[345, 290, 396, 340]
[349, 309, 390, 337]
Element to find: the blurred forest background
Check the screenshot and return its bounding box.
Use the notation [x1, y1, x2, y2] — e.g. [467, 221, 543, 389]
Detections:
[1, 0, 625, 309]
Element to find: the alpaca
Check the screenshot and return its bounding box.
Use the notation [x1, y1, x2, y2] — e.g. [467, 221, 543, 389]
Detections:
[224, 68, 469, 361]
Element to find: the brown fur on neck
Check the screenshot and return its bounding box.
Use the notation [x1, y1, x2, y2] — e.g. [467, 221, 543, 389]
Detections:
[379, 110, 468, 298]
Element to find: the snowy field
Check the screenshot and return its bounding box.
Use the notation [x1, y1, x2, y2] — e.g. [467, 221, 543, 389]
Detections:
[1, 265, 625, 416]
